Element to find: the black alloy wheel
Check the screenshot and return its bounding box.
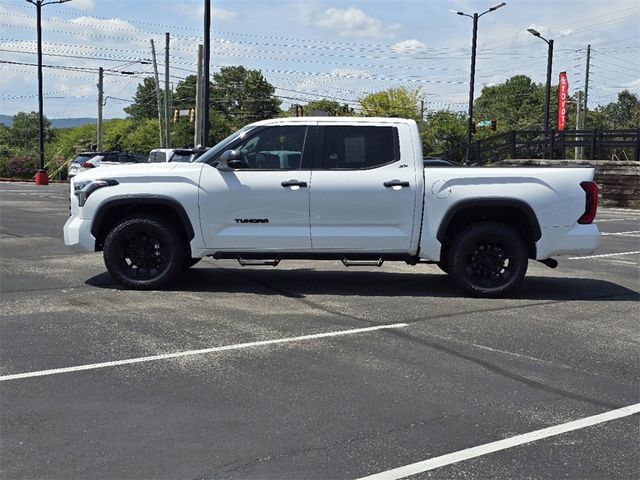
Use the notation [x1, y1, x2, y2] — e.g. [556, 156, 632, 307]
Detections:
[448, 222, 528, 297]
[103, 215, 185, 289]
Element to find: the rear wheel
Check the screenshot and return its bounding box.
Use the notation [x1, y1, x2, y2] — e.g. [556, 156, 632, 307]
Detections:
[448, 222, 528, 298]
[103, 215, 185, 289]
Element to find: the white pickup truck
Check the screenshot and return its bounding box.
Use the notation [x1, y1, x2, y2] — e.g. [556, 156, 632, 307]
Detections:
[64, 117, 599, 297]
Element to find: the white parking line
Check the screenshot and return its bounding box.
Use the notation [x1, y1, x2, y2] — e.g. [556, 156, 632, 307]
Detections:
[0, 323, 408, 382]
[595, 219, 637, 223]
[600, 231, 640, 237]
[357, 403, 640, 480]
[568, 251, 640, 260]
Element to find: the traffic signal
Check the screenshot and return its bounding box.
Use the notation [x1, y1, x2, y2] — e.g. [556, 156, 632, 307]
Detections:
[471, 120, 476, 135]
[491, 118, 497, 131]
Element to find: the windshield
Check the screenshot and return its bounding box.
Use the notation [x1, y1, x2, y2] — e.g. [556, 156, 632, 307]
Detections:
[71, 154, 97, 164]
[196, 125, 255, 163]
[170, 152, 193, 163]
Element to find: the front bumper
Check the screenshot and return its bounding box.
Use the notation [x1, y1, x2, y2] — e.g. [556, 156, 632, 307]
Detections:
[63, 215, 95, 252]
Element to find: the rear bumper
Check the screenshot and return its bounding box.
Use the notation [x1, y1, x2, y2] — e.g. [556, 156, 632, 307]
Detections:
[63, 215, 95, 252]
[536, 223, 599, 259]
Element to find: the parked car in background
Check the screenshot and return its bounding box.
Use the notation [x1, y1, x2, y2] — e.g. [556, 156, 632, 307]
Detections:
[68, 152, 146, 178]
[148, 148, 208, 163]
[67, 151, 104, 179]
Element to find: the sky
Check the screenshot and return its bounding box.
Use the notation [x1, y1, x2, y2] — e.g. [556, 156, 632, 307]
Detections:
[0, 0, 638, 120]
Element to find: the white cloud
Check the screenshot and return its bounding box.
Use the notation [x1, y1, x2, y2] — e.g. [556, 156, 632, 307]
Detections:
[68, 0, 94, 12]
[392, 39, 427, 55]
[312, 7, 401, 40]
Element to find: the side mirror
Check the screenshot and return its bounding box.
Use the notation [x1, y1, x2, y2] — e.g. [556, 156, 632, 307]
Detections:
[217, 149, 243, 170]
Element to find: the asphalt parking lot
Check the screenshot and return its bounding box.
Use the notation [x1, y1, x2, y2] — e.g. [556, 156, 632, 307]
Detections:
[1, 181, 638, 480]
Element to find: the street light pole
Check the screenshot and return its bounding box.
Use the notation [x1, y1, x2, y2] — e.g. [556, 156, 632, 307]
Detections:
[25, 0, 72, 185]
[203, 0, 211, 147]
[450, 3, 506, 164]
[527, 29, 554, 132]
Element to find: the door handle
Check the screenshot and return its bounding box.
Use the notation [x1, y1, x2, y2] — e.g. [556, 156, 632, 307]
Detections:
[281, 179, 308, 188]
[384, 180, 410, 188]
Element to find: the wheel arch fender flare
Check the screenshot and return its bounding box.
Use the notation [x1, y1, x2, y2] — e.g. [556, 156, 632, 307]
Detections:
[91, 195, 196, 241]
[436, 198, 542, 244]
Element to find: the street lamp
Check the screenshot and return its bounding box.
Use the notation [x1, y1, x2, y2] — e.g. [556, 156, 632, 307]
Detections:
[527, 28, 554, 133]
[25, 0, 73, 185]
[450, 2, 506, 163]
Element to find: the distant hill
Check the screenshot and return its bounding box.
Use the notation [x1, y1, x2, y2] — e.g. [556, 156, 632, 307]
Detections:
[0, 114, 96, 128]
[50, 117, 96, 128]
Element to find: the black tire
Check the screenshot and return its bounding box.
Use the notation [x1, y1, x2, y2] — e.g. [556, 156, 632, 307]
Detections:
[103, 215, 185, 289]
[448, 222, 528, 298]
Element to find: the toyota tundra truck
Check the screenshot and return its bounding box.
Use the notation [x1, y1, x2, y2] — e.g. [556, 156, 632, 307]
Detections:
[64, 117, 599, 297]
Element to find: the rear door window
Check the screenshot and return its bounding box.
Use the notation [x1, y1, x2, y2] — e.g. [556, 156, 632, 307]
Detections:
[318, 126, 399, 169]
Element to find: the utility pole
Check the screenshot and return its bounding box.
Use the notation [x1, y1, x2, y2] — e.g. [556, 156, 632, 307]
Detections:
[194, 44, 203, 147]
[575, 91, 583, 160]
[420, 99, 425, 121]
[25, 0, 72, 184]
[583, 44, 591, 128]
[150, 39, 164, 148]
[164, 32, 171, 149]
[203, 0, 211, 147]
[97, 67, 103, 151]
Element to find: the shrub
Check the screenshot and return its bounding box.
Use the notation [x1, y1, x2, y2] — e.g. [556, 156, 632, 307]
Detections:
[2, 156, 37, 179]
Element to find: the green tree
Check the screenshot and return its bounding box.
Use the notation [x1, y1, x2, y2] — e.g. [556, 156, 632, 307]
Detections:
[121, 119, 162, 153]
[211, 66, 281, 128]
[124, 77, 164, 121]
[474, 75, 546, 132]
[421, 111, 467, 158]
[359, 87, 420, 120]
[172, 118, 195, 148]
[597, 90, 640, 129]
[173, 75, 197, 110]
[9, 111, 52, 152]
[103, 118, 135, 151]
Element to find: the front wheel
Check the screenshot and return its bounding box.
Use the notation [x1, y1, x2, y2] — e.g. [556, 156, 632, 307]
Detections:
[448, 223, 528, 298]
[103, 215, 185, 289]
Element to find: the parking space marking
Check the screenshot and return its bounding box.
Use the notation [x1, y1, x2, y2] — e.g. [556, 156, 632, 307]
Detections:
[600, 231, 640, 237]
[0, 323, 408, 382]
[568, 251, 640, 260]
[357, 403, 640, 480]
[596, 218, 638, 223]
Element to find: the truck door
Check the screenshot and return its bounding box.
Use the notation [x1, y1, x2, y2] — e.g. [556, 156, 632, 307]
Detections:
[198, 124, 314, 251]
[309, 123, 419, 252]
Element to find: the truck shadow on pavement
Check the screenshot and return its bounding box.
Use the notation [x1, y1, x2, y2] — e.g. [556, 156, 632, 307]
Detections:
[86, 267, 639, 302]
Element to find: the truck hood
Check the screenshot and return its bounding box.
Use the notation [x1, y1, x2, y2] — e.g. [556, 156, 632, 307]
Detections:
[72, 162, 204, 183]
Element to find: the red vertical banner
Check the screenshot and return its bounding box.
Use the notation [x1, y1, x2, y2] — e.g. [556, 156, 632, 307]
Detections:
[558, 72, 569, 131]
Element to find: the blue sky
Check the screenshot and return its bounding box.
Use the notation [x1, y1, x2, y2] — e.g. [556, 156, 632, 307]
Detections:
[0, 0, 638, 119]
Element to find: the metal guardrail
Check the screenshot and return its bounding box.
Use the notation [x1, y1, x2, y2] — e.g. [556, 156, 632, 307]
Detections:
[438, 128, 640, 164]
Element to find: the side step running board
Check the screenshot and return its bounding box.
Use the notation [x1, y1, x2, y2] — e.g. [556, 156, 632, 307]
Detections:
[237, 257, 281, 267]
[341, 257, 384, 267]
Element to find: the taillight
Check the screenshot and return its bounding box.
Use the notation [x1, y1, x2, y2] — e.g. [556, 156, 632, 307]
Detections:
[80, 162, 95, 168]
[578, 181, 598, 224]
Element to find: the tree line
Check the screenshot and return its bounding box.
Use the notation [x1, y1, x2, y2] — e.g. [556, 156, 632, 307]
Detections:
[1, 66, 638, 178]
